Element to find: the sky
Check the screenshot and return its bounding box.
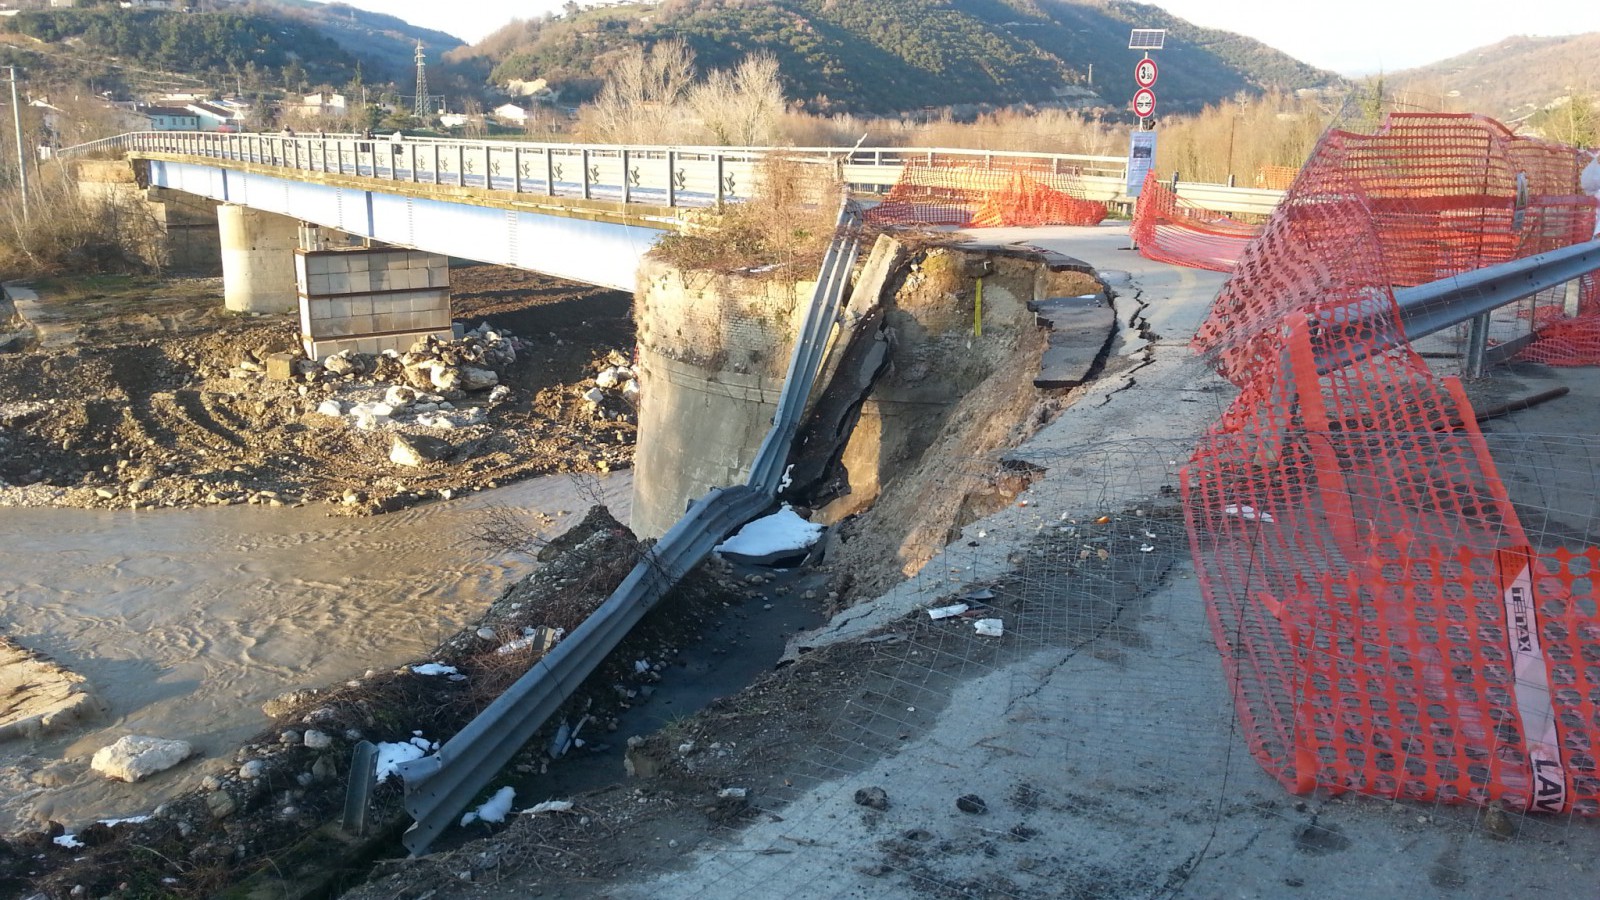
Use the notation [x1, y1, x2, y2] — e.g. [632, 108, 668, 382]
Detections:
[329, 0, 1600, 76]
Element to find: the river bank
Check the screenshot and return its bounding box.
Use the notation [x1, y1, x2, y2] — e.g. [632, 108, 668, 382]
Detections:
[0, 265, 636, 516]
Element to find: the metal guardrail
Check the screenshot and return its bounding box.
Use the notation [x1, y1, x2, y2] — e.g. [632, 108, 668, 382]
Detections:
[392, 200, 866, 856]
[1308, 237, 1600, 376]
[57, 131, 1284, 213]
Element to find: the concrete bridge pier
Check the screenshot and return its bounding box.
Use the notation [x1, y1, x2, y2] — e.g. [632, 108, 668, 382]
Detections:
[630, 259, 817, 539]
[218, 204, 301, 314]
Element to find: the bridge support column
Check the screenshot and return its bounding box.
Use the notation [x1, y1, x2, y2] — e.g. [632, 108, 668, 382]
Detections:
[218, 204, 300, 314]
[630, 260, 814, 539]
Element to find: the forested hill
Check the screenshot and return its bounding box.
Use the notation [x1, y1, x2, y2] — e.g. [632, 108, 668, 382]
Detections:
[460, 0, 1342, 114]
[1391, 34, 1600, 121]
[0, 2, 464, 91]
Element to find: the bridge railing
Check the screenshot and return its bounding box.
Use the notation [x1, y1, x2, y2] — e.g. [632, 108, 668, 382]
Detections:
[59, 131, 1282, 214]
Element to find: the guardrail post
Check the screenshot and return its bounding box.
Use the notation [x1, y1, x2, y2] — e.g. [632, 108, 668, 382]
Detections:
[582, 148, 591, 200]
[1171, 171, 1180, 189]
[622, 149, 631, 204]
[484, 145, 493, 190]
[432, 144, 440, 185]
[1464, 313, 1490, 378]
[513, 146, 522, 193]
[456, 145, 465, 187]
[667, 150, 676, 207]
[546, 148, 556, 196]
[716, 153, 725, 208]
[410, 144, 418, 183]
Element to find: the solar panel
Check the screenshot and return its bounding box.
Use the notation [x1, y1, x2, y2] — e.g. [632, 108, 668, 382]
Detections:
[1128, 28, 1166, 50]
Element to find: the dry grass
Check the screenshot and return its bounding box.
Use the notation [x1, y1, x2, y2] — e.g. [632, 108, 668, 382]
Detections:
[0, 165, 165, 280]
[652, 154, 847, 273]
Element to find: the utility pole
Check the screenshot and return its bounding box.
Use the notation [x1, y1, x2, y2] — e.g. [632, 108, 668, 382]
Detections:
[5, 66, 27, 225]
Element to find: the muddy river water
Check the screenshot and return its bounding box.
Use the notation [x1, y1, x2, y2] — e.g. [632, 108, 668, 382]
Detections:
[0, 472, 631, 832]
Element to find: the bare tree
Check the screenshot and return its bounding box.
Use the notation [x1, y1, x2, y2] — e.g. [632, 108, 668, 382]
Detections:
[690, 52, 785, 146]
[581, 39, 696, 144]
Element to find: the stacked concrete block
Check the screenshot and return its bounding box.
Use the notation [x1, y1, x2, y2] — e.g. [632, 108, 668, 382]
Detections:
[297, 248, 452, 360]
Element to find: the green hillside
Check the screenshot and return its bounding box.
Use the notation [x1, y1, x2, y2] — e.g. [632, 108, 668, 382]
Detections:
[0, 2, 466, 95]
[466, 0, 1341, 115]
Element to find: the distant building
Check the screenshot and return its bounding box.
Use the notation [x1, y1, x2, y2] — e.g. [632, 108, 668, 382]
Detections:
[141, 106, 200, 131]
[438, 112, 471, 129]
[120, 0, 178, 8]
[493, 103, 530, 125]
[292, 92, 348, 120]
[48, 0, 76, 7]
[183, 100, 243, 132]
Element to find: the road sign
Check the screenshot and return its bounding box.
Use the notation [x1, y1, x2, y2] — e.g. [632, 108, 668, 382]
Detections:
[1134, 58, 1158, 88]
[1126, 130, 1157, 198]
[1133, 88, 1156, 118]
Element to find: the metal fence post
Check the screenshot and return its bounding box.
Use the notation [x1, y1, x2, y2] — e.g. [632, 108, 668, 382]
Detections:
[457, 145, 465, 187]
[546, 148, 556, 196]
[622, 148, 631, 204]
[667, 150, 676, 207]
[582, 148, 591, 200]
[716, 153, 725, 208]
[513, 146, 522, 193]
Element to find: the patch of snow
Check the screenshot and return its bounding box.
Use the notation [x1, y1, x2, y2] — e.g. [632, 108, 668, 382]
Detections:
[522, 799, 573, 815]
[460, 785, 516, 827]
[714, 506, 823, 557]
[99, 815, 152, 827]
[410, 663, 459, 676]
[54, 833, 83, 849]
[375, 740, 428, 782]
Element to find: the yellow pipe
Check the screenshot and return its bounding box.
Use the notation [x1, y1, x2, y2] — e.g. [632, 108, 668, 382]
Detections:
[974, 276, 983, 337]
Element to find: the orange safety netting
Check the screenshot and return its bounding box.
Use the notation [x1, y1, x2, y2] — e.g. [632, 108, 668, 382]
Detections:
[867, 159, 1107, 228]
[1183, 112, 1600, 815]
[1130, 173, 1261, 273]
[1195, 115, 1593, 385]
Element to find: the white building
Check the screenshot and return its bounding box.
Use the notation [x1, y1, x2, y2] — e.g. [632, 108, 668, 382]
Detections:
[493, 103, 530, 125]
[292, 92, 348, 120]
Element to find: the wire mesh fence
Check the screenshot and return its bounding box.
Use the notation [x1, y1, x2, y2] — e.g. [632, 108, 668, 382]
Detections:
[599, 437, 1600, 898]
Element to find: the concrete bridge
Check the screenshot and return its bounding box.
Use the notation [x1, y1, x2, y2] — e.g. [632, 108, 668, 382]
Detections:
[66, 131, 1281, 292]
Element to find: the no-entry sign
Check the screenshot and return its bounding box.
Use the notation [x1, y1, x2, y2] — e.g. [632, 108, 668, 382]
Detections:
[1133, 88, 1157, 118]
[1134, 58, 1158, 88]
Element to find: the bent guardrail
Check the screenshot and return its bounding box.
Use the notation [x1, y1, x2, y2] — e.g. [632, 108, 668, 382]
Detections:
[392, 200, 865, 856]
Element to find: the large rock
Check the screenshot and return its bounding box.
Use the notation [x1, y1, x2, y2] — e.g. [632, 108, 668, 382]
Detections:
[459, 366, 499, 391]
[390, 433, 453, 467]
[90, 735, 194, 782]
[429, 365, 463, 393]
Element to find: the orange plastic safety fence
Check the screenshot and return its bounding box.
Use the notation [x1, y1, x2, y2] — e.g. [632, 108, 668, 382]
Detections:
[1130, 173, 1261, 273]
[866, 159, 1106, 229]
[1197, 114, 1592, 387]
[1184, 112, 1600, 816]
